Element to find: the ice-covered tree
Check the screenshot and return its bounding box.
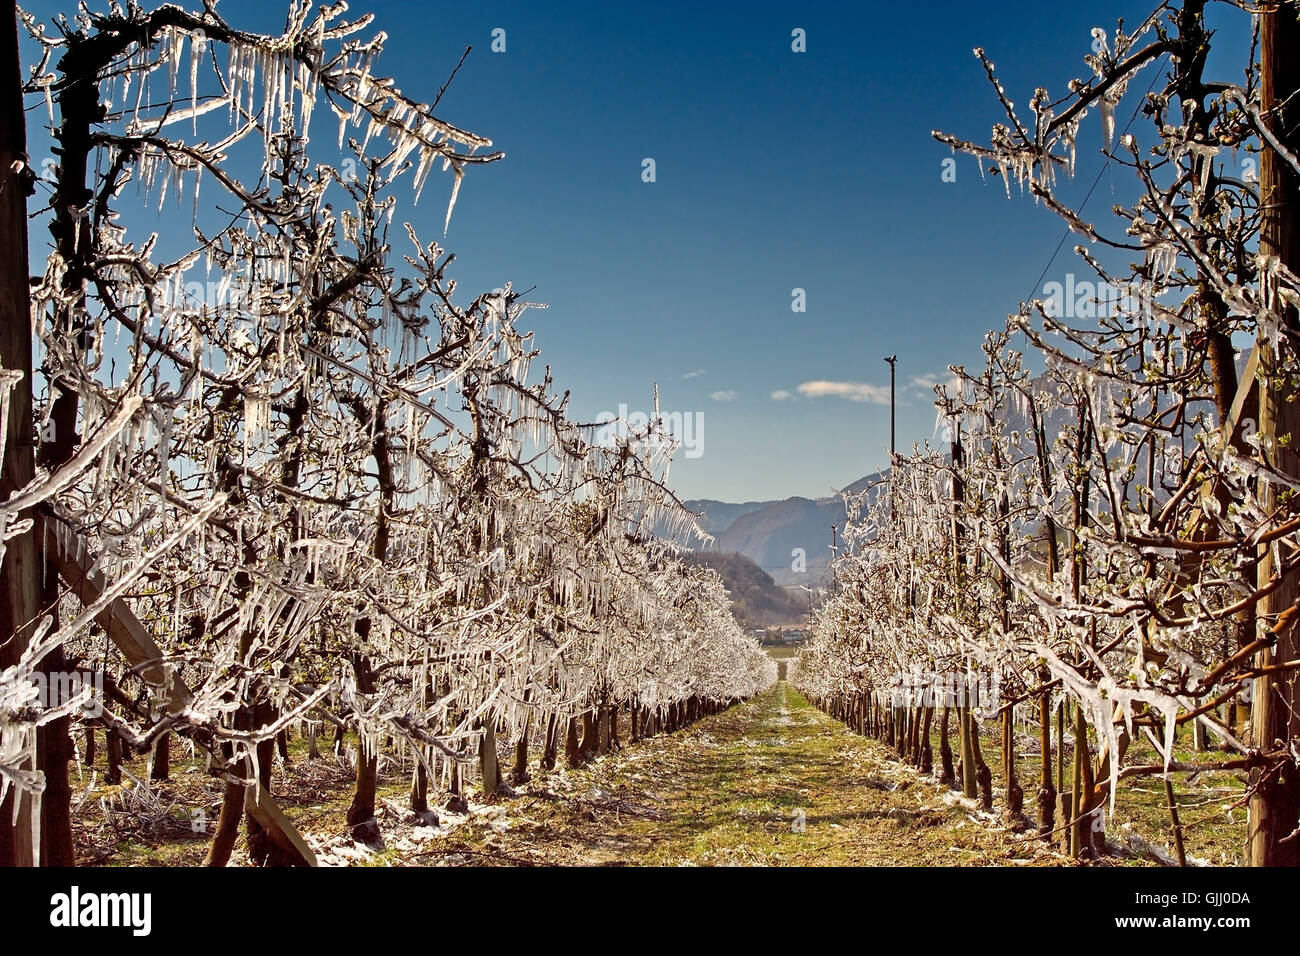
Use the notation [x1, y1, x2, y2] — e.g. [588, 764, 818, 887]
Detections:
[797, 0, 1300, 864]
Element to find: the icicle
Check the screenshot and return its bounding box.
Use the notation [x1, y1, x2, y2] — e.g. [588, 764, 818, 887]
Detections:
[299, 60, 316, 134]
[120, 54, 133, 117]
[227, 43, 240, 122]
[167, 27, 185, 102]
[190, 30, 206, 135]
[442, 165, 464, 235]
[1100, 98, 1115, 149]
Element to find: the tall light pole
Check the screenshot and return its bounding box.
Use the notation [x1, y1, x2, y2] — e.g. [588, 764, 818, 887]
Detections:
[884, 355, 897, 535]
[830, 524, 838, 597]
[883, 355, 897, 459]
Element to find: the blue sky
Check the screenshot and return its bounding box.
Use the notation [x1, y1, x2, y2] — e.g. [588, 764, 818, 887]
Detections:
[21, 0, 1255, 501]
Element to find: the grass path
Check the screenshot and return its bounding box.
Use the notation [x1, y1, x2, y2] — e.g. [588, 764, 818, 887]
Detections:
[83, 681, 1234, 865]
[433, 682, 1044, 866]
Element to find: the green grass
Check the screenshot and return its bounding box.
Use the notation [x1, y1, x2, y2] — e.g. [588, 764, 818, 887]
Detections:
[432, 684, 1047, 866]
[432, 686, 1246, 866]
[70, 684, 1247, 866]
[914, 716, 1246, 865]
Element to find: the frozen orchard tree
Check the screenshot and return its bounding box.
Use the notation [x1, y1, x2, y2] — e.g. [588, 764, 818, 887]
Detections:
[799, 0, 1300, 864]
[1, 0, 772, 866]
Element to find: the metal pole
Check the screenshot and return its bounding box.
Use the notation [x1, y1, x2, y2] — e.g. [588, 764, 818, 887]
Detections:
[884, 355, 897, 459]
[884, 355, 897, 535]
[830, 524, 838, 597]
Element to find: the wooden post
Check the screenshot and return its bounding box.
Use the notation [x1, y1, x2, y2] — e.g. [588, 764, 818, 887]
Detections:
[1248, 0, 1300, 869]
[0, 0, 40, 868]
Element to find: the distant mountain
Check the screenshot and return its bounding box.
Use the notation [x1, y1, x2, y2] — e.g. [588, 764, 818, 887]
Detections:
[683, 551, 808, 628]
[678, 471, 885, 586]
[679, 498, 779, 535]
[713, 496, 842, 585]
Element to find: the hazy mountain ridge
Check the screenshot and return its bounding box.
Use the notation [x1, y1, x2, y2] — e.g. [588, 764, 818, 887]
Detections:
[678, 471, 885, 586]
[680, 498, 780, 535]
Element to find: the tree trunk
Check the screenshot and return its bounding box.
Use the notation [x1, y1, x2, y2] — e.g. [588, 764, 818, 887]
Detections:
[479, 720, 500, 801]
[1248, 0, 1300, 869]
[1002, 707, 1023, 824]
[959, 706, 977, 798]
[1060, 789, 1074, 856]
[938, 705, 955, 787]
[970, 712, 993, 812]
[564, 715, 581, 769]
[579, 709, 598, 762]
[150, 733, 171, 781]
[540, 713, 559, 771]
[445, 754, 467, 813]
[406, 749, 438, 827]
[345, 653, 382, 847]
[919, 706, 933, 774]
[595, 704, 611, 756]
[34, 0, 107, 863]
[207, 700, 278, 866]
[1070, 704, 1087, 858]
[411, 754, 430, 813]
[36, 699, 74, 865]
[511, 713, 531, 785]
[1057, 699, 1066, 825]
[1165, 776, 1188, 867]
[1037, 686, 1056, 838]
[343, 398, 396, 846]
[1079, 711, 1098, 857]
[106, 727, 122, 785]
[246, 727, 291, 865]
[204, 775, 246, 868]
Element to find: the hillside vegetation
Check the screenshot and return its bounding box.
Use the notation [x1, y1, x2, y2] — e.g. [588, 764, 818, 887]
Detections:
[685, 552, 807, 628]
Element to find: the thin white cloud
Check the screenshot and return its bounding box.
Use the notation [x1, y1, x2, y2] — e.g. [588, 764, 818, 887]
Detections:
[910, 372, 962, 397]
[683, 369, 705, 379]
[770, 389, 792, 400]
[709, 390, 739, 402]
[796, 380, 891, 404]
